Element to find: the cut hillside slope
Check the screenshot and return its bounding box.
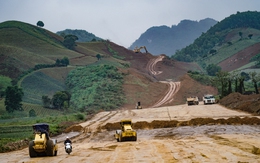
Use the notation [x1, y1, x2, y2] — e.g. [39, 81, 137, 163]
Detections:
[170, 74, 218, 105]
[218, 42, 260, 71]
[0, 20, 212, 110]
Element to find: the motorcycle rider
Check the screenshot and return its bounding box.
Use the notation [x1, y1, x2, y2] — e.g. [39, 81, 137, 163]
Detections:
[64, 136, 72, 149]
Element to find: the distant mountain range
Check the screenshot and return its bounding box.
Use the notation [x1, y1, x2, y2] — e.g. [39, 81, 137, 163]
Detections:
[129, 18, 218, 56]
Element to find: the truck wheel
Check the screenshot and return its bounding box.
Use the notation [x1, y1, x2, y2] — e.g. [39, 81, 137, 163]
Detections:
[46, 140, 54, 156]
[29, 141, 37, 157]
[133, 135, 137, 141]
[54, 150, 58, 156]
[119, 134, 122, 142]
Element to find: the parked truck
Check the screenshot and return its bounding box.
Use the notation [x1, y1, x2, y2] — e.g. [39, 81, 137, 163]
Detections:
[186, 96, 199, 106]
[29, 123, 58, 157]
[115, 119, 137, 142]
[203, 94, 216, 104]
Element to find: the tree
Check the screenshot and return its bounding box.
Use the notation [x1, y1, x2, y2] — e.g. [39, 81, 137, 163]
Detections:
[238, 74, 245, 94]
[248, 34, 253, 39]
[96, 54, 101, 60]
[239, 31, 243, 39]
[249, 71, 259, 94]
[215, 71, 229, 98]
[206, 64, 221, 76]
[42, 95, 51, 108]
[63, 35, 78, 50]
[29, 109, 36, 117]
[37, 21, 44, 27]
[4, 86, 24, 113]
[227, 41, 233, 46]
[230, 70, 240, 92]
[209, 49, 217, 55]
[52, 91, 70, 109]
[61, 57, 69, 66]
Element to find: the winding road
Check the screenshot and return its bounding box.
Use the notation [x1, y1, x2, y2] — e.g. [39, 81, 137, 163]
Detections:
[147, 55, 181, 108]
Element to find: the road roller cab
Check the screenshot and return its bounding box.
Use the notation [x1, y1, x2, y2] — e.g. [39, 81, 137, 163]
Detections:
[29, 123, 58, 157]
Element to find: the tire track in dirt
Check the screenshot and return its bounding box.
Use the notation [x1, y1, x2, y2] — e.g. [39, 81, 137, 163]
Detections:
[151, 81, 181, 108]
[146, 56, 181, 107]
[147, 55, 164, 75]
[73, 111, 119, 143]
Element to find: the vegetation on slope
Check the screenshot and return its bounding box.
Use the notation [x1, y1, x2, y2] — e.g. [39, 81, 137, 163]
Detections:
[57, 29, 103, 42]
[0, 21, 83, 79]
[172, 11, 260, 66]
[21, 71, 66, 104]
[66, 64, 125, 111]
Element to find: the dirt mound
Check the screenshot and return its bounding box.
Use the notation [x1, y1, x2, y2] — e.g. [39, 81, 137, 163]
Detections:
[2, 139, 29, 152]
[64, 124, 83, 133]
[101, 117, 260, 131]
[220, 92, 260, 114]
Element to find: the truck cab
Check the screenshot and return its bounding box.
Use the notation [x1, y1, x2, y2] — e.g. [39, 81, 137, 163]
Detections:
[203, 94, 215, 104]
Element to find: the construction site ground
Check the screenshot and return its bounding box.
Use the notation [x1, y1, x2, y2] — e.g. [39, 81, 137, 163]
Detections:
[3, 103, 260, 163]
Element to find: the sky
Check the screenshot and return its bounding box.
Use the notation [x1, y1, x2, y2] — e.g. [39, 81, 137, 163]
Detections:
[0, 0, 260, 48]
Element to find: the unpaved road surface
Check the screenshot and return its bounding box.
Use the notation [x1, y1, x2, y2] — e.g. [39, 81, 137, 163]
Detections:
[152, 81, 180, 108]
[146, 56, 181, 108]
[3, 103, 260, 163]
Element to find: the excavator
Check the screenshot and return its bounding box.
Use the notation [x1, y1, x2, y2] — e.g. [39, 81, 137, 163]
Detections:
[133, 46, 148, 53]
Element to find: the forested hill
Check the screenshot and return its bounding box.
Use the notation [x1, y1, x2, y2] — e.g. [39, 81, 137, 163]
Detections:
[56, 29, 103, 42]
[129, 18, 217, 56]
[172, 11, 260, 63]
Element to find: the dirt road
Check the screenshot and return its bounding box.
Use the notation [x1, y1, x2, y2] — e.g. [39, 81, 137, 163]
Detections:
[3, 103, 260, 163]
[147, 55, 164, 76]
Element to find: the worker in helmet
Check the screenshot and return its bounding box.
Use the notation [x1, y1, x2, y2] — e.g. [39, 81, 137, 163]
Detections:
[64, 136, 72, 149]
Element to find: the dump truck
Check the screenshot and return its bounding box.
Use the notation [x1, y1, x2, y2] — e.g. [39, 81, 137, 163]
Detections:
[135, 101, 142, 109]
[186, 96, 199, 105]
[29, 123, 58, 157]
[203, 94, 216, 104]
[115, 119, 137, 142]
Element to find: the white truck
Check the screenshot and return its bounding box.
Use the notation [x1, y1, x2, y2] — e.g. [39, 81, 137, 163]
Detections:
[203, 94, 215, 105]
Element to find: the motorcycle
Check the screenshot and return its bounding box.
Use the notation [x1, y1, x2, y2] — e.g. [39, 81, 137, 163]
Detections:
[65, 143, 72, 155]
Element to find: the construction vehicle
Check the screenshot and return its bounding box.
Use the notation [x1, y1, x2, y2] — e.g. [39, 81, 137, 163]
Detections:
[29, 123, 58, 157]
[133, 46, 148, 53]
[203, 94, 216, 104]
[186, 96, 199, 105]
[135, 101, 142, 109]
[115, 119, 137, 142]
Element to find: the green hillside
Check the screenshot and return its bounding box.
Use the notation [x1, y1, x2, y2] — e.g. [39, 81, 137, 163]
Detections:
[21, 71, 66, 104]
[56, 29, 103, 42]
[0, 21, 83, 78]
[172, 11, 260, 70]
[0, 20, 134, 111]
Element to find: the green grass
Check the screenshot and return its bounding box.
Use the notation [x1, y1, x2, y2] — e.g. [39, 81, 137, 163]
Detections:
[66, 64, 125, 111]
[0, 103, 86, 152]
[21, 71, 66, 104]
[202, 39, 260, 65]
[0, 21, 83, 68]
